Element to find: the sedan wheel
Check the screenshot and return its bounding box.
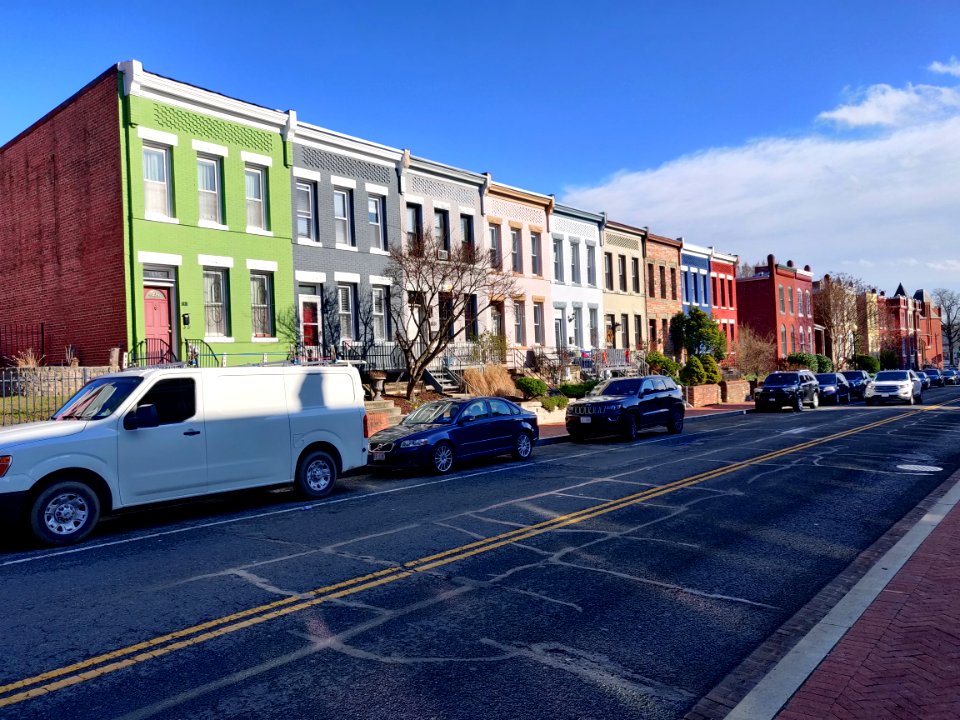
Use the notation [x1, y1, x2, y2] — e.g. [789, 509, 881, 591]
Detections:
[513, 432, 534, 460]
[432, 442, 455, 474]
[30, 481, 101, 546]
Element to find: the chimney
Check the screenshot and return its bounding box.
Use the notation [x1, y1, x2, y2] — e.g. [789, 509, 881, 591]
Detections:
[767, 254, 776, 273]
[786, 260, 795, 268]
[804, 264, 811, 272]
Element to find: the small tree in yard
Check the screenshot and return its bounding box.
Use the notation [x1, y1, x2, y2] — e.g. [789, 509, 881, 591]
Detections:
[732, 326, 777, 379]
[854, 354, 880, 374]
[815, 354, 833, 373]
[786, 352, 818, 371]
[387, 230, 518, 399]
[646, 350, 679, 378]
[679, 356, 707, 386]
[699, 354, 722, 384]
[670, 308, 726, 361]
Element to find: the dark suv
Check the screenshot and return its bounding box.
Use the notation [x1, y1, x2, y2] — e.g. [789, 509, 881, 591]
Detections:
[566, 375, 685, 441]
[924, 368, 945, 387]
[755, 370, 820, 412]
[840, 370, 870, 400]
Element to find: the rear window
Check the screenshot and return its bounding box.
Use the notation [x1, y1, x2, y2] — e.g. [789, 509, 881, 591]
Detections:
[840, 371, 862, 380]
[763, 373, 799, 387]
[875, 371, 908, 381]
[591, 379, 640, 396]
[816, 374, 837, 383]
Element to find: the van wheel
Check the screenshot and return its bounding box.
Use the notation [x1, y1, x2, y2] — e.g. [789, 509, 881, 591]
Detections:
[513, 431, 534, 460]
[29, 481, 100, 546]
[297, 450, 337, 498]
[431, 442, 455, 474]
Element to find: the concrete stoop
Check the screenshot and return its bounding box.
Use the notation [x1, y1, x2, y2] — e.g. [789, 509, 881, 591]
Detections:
[365, 399, 403, 433]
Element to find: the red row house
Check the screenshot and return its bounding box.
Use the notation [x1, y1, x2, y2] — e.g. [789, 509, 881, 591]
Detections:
[878, 285, 943, 369]
[736, 255, 815, 359]
[709, 249, 738, 357]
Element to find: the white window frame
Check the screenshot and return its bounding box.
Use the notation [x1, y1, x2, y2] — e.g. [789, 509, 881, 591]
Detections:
[249, 272, 274, 338]
[372, 287, 387, 342]
[334, 188, 354, 247]
[553, 237, 564, 282]
[533, 302, 544, 345]
[511, 228, 523, 273]
[570, 242, 581, 284]
[530, 232, 541, 276]
[197, 155, 222, 226]
[296, 181, 316, 241]
[369, 196, 386, 251]
[143, 143, 173, 219]
[203, 267, 230, 339]
[586, 245, 597, 287]
[514, 301, 526, 345]
[338, 284, 355, 341]
[435, 208, 450, 252]
[245, 165, 267, 232]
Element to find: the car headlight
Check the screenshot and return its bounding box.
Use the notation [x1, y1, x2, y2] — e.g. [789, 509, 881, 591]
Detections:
[400, 438, 430, 448]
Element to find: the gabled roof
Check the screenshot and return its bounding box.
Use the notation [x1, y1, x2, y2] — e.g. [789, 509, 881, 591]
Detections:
[894, 283, 908, 297]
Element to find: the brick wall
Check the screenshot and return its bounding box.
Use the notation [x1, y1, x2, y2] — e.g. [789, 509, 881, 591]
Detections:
[0, 68, 126, 366]
[644, 234, 682, 352]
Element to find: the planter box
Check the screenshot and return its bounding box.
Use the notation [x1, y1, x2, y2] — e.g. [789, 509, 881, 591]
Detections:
[520, 400, 567, 426]
[720, 379, 751, 403]
[682, 384, 721, 408]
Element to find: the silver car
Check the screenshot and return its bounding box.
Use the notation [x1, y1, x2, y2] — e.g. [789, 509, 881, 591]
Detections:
[865, 370, 923, 405]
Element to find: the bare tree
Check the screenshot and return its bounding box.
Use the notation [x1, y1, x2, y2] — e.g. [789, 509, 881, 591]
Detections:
[386, 231, 518, 399]
[732, 326, 777, 379]
[736, 258, 765, 278]
[933, 288, 960, 367]
[813, 273, 868, 368]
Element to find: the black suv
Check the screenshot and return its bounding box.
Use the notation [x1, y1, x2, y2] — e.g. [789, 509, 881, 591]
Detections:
[924, 368, 945, 387]
[840, 370, 870, 400]
[755, 370, 820, 412]
[566, 375, 685, 440]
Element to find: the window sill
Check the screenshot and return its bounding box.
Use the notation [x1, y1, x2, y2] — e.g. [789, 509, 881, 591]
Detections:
[246, 227, 274, 237]
[335, 243, 359, 252]
[369, 248, 390, 256]
[296, 238, 322, 247]
[251, 336, 279, 343]
[198, 220, 229, 231]
[145, 214, 180, 225]
[204, 336, 234, 343]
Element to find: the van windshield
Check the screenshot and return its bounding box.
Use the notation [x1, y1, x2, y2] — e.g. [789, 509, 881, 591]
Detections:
[53, 376, 144, 421]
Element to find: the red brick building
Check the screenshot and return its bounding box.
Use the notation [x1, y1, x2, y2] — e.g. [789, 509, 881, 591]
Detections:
[879, 285, 943, 369]
[736, 254, 815, 359]
[643, 232, 682, 354]
[709, 249, 739, 356]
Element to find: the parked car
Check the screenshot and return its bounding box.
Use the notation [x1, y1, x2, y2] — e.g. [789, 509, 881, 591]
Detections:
[917, 372, 931, 390]
[0, 365, 368, 546]
[368, 397, 538, 475]
[865, 370, 923, 405]
[816, 373, 852, 404]
[943, 369, 959, 385]
[755, 371, 820, 412]
[565, 375, 685, 441]
[840, 370, 871, 400]
[924, 368, 945, 387]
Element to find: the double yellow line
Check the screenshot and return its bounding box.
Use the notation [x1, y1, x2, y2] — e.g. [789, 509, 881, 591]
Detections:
[0, 402, 950, 709]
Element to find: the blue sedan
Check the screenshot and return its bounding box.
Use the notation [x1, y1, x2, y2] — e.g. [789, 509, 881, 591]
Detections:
[816, 373, 852, 404]
[368, 397, 539, 474]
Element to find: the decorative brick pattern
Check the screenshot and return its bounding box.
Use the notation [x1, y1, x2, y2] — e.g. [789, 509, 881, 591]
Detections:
[300, 147, 393, 185]
[486, 196, 545, 226]
[551, 214, 598, 239]
[153, 104, 272, 154]
[409, 173, 477, 206]
[605, 233, 640, 251]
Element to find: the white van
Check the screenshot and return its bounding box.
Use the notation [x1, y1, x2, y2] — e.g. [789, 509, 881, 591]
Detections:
[0, 365, 367, 545]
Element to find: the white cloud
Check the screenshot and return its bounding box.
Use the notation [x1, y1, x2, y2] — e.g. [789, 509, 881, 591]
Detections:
[930, 57, 960, 77]
[817, 83, 960, 127]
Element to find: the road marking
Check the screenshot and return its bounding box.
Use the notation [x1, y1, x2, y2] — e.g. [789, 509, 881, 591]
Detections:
[0, 401, 954, 709]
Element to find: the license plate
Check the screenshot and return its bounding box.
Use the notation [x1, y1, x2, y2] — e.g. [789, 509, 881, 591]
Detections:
[373, 452, 385, 461]
[580, 416, 592, 424]
[768, 398, 776, 402]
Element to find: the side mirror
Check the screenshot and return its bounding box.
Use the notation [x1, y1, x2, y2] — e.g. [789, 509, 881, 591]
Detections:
[124, 404, 160, 430]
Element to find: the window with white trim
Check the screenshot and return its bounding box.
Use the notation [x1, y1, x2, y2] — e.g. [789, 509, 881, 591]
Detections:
[460, 215, 474, 246]
[553, 238, 563, 281]
[143, 144, 172, 217]
[245, 166, 266, 230]
[530, 232, 541, 275]
[511, 228, 523, 273]
[587, 246, 597, 287]
[571, 243, 581, 284]
[296, 181, 316, 240]
[369, 196, 386, 251]
[372, 287, 387, 342]
[435, 209, 450, 252]
[203, 268, 229, 336]
[250, 272, 274, 337]
[533, 302, 544, 345]
[338, 285, 354, 341]
[334, 189, 353, 246]
[488, 225, 501, 268]
[514, 301, 525, 345]
[197, 156, 222, 224]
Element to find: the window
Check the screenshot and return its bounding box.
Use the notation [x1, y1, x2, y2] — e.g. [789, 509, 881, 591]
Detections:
[197, 156, 222, 224]
[369, 196, 386, 251]
[511, 228, 523, 272]
[250, 272, 274, 337]
[461, 215, 474, 246]
[334, 188, 353, 246]
[406, 204, 422, 245]
[720, 277, 726, 307]
[491, 301, 504, 337]
[701, 274, 708, 304]
[671, 268, 678, 301]
[649, 319, 658, 348]
[632, 258, 640, 293]
[553, 237, 563, 281]
[462, 400, 489, 421]
[587, 246, 596, 286]
[659, 266, 667, 299]
[203, 268, 229, 337]
[604, 252, 614, 291]
[514, 301, 525, 345]
[533, 302, 544, 345]
[440, 293, 454, 339]
[573, 307, 583, 347]
[571, 243, 581, 283]
[799, 326, 805, 351]
[338, 285, 354, 341]
[488, 225, 502, 268]
[589, 308, 599, 347]
[296, 181, 316, 240]
[435, 209, 450, 252]
[634, 315, 643, 349]
[143, 145, 172, 217]
[781, 324, 787, 351]
[711, 276, 718, 307]
[728, 278, 735, 308]
[647, 262, 655, 296]
[372, 287, 387, 341]
[805, 290, 811, 317]
[662, 319, 669, 349]
[693, 273, 700, 303]
[620, 313, 629, 348]
[530, 232, 541, 275]
[605, 314, 616, 347]
[618, 255, 627, 292]
[138, 378, 196, 425]
[245, 166, 266, 230]
[489, 399, 513, 417]
[788, 287, 794, 315]
[462, 294, 478, 339]
[779, 285, 785, 314]
[790, 326, 796, 353]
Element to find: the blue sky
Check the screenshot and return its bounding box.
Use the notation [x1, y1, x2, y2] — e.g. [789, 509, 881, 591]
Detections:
[2, 1, 959, 289]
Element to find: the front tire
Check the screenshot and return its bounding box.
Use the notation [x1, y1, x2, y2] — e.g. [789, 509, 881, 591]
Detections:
[667, 410, 684, 434]
[513, 431, 534, 460]
[810, 393, 819, 409]
[621, 412, 638, 441]
[297, 449, 338, 498]
[29, 481, 101, 546]
[431, 442, 455, 474]
[795, 395, 804, 412]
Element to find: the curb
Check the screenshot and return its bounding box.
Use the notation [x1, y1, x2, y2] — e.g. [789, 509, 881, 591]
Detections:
[725, 467, 960, 720]
[536, 408, 753, 446]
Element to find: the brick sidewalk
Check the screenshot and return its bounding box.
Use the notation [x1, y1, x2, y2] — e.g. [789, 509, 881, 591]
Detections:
[776, 502, 960, 720]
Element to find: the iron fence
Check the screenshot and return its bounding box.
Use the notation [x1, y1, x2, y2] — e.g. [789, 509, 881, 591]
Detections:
[0, 323, 45, 365]
[0, 367, 114, 426]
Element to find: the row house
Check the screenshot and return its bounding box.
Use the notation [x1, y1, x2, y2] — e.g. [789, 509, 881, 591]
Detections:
[551, 204, 604, 351]
[709, 249, 739, 352]
[680, 242, 712, 315]
[878, 285, 943, 369]
[602, 221, 647, 351]
[644, 232, 683, 353]
[737, 255, 814, 359]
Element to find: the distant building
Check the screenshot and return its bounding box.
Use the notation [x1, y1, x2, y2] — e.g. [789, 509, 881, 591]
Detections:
[643, 232, 683, 354]
[680, 243, 712, 316]
[602, 220, 648, 351]
[736, 255, 815, 360]
[878, 285, 943, 369]
[708, 249, 739, 355]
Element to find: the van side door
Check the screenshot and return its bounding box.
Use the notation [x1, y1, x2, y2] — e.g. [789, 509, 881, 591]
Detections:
[117, 375, 208, 504]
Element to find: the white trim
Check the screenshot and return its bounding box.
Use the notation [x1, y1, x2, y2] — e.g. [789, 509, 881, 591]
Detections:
[699, 268, 708, 275]
[293, 167, 324, 183]
[204, 336, 234, 343]
[404, 194, 424, 205]
[364, 182, 389, 196]
[197, 219, 229, 231]
[246, 259, 278, 272]
[295, 270, 327, 283]
[335, 243, 359, 252]
[144, 213, 180, 225]
[334, 271, 361, 283]
[198, 254, 234, 268]
[191, 139, 228, 156]
[710, 271, 718, 277]
[369, 247, 390, 256]
[137, 126, 178, 146]
[296, 238, 322, 247]
[330, 175, 357, 189]
[432, 200, 451, 210]
[458, 206, 476, 216]
[369, 275, 393, 287]
[250, 336, 279, 343]
[138, 251, 182, 266]
[680, 265, 689, 272]
[245, 227, 274, 237]
[241, 150, 273, 167]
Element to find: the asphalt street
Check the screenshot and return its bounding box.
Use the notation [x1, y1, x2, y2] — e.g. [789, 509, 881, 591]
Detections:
[3, 388, 960, 720]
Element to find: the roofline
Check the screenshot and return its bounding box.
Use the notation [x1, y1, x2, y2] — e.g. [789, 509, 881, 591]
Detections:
[552, 202, 604, 225]
[408, 154, 486, 186]
[292, 115, 402, 164]
[486, 180, 554, 210]
[605, 219, 648, 236]
[645, 232, 682, 248]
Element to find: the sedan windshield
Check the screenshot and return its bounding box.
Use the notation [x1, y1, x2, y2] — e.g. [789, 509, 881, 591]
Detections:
[763, 373, 799, 387]
[53, 376, 143, 421]
[403, 401, 460, 425]
[816, 374, 838, 384]
[875, 371, 909, 382]
[589, 379, 638, 396]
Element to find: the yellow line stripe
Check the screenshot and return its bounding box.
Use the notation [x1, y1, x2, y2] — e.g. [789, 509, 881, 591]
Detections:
[0, 401, 951, 708]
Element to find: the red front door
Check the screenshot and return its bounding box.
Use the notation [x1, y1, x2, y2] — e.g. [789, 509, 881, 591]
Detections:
[144, 287, 172, 362]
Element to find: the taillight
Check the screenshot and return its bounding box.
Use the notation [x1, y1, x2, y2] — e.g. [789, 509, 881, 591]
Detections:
[363, 414, 370, 438]
[0, 456, 10, 478]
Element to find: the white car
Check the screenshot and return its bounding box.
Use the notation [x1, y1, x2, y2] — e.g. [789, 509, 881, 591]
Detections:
[0, 365, 368, 545]
[865, 370, 923, 406]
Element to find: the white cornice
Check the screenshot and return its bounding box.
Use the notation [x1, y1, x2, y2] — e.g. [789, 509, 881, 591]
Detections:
[295, 122, 402, 165]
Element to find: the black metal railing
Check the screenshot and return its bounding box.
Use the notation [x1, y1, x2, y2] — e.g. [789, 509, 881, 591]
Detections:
[180, 338, 221, 368]
[129, 338, 177, 367]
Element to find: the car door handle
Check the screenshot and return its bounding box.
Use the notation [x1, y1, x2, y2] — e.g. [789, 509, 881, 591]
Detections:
[183, 429, 201, 436]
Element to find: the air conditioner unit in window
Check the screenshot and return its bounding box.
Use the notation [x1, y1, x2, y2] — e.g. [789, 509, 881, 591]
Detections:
[437, 249, 449, 260]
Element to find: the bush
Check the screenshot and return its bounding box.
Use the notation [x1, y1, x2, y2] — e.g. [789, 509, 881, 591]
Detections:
[879, 349, 898, 370]
[646, 351, 678, 378]
[854, 354, 880, 374]
[541, 395, 569, 412]
[463, 364, 517, 397]
[514, 376, 548, 399]
[679, 356, 707, 386]
[698, 354, 722, 384]
[785, 352, 817, 371]
[559, 380, 599, 399]
[815, 354, 833, 373]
